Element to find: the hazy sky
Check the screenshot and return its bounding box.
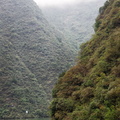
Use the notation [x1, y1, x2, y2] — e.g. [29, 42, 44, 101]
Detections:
[33, 0, 97, 7]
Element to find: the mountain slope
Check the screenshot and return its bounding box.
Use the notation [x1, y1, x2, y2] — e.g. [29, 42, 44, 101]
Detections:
[0, 0, 74, 118]
[50, 0, 120, 119]
[42, 0, 106, 52]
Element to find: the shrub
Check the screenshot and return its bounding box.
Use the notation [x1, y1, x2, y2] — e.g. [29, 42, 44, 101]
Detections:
[80, 87, 94, 103]
[72, 90, 81, 100]
[34, 109, 42, 117]
[89, 109, 102, 120]
[104, 107, 116, 120]
[94, 20, 102, 31]
[114, 0, 120, 7]
[72, 109, 89, 120]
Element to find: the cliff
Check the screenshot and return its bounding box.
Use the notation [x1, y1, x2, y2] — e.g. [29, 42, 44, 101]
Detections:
[50, 0, 120, 119]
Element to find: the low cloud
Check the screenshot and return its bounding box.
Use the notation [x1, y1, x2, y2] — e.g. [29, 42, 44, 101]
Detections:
[33, 0, 97, 7]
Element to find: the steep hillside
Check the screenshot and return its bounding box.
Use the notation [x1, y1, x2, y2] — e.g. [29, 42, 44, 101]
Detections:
[42, 0, 106, 51]
[0, 37, 48, 118]
[50, 0, 120, 119]
[0, 0, 74, 118]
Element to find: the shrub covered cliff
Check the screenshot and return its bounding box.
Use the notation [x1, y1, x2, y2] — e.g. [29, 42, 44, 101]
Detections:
[50, 0, 120, 119]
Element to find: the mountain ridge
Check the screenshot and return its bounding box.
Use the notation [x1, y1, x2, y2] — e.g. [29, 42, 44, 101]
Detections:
[0, 0, 74, 118]
[41, 0, 106, 52]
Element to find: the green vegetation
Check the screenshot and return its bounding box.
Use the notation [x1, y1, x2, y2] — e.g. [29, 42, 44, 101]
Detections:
[50, 0, 120, 119]
[0, 0, 74, 118]
[42, 0, 106, 52]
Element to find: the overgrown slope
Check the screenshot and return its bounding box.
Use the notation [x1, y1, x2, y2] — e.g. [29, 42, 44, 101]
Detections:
[50, 0, 120, 119]
[0, 0, 74, 118]
[0, 37, 48, 118]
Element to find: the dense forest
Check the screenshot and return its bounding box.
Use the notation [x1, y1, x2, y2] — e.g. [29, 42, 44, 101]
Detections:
[0, 0, 106, 118]
[1, 0, 119, 119]
[0, 0, 74, 118]
[50, 0, 120, 119]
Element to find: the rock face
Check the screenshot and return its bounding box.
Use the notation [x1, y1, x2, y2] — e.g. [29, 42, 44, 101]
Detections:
[0, 0, 74, 118]
[50, 0, 120, 119]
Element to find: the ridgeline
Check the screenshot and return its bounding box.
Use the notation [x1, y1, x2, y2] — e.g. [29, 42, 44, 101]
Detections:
[0, 0, 74, 118]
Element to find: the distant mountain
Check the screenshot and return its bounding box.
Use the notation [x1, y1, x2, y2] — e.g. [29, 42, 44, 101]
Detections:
[42, 0, 106, 51]
[50, 0, 120, 119]
[0, 0, 74, 118]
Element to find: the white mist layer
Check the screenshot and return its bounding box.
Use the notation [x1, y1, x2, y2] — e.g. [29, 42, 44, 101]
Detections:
[33, 0, 97, 7]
